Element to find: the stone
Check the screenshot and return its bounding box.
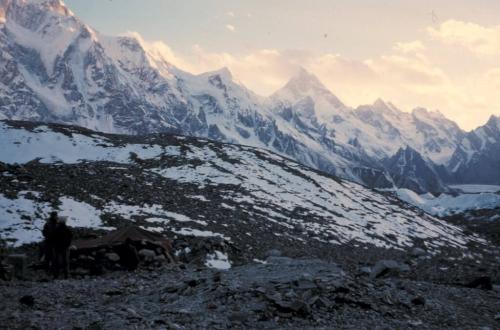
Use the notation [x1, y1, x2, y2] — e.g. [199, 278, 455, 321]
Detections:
[228, 311, 249, 323]
[266, 249, 282, 258]
[138, 249, 156, 262]
[410, 247, 427, 258]
[359, 266, 372, 276]
[19, 295, 35, 307]
[411, 296, 426, 306]
[466, 277, 493, 290]
[126, 308, 140, 319]
[370, 260, 410, 279]
[154, 255, 166, 262]
[105, 253, 120, 262]
[293, 223, 305, 232]
[289, 300, 311, 315]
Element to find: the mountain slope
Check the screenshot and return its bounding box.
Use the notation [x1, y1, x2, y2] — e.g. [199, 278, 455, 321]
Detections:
[0, 0, 476, 193]
[448, 115, 500, 184]
[383, 146, 448, 194]
[0, 120, 483, 255]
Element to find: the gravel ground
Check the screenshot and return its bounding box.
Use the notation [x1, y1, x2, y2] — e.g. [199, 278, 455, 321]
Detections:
[1, 257, 499, 330]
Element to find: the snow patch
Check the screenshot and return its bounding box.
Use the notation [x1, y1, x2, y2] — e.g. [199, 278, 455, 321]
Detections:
[205, 251, 231, 270]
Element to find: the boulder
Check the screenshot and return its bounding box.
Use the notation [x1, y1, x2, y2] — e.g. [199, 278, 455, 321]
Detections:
[410, 247, 427, 258]
[466, 276, 493, 290]
[138, 249, 156, 262]
[370, 260, 410, 279]
[105, 253, 120, 262]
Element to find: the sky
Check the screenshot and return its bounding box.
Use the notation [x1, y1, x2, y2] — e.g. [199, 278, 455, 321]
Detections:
[64, 0, 500, 131]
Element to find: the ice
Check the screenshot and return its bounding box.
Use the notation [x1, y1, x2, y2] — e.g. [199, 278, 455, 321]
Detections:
[396, 188, 500, 216]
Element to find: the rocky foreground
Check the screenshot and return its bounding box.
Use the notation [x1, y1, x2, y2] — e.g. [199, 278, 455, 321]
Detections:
[0, 120, 499, 329]
[1, 257, 499, 330]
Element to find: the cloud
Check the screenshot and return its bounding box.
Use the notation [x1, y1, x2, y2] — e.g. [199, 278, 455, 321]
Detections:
[393, 40, 426, 54]
[428, 20, 500, 55]
[226, 24, 236, 32]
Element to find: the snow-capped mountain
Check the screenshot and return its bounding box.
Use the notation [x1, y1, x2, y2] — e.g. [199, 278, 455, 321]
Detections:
[0, 0, 494, 193]
[383, 146, 448, 194]
[448, 115, 500, 184]
[0, 120, 482, 253]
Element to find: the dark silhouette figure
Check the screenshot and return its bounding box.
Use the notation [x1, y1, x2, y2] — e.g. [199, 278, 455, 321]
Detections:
[42, 211, 58, 272]
[52, 217, 73, 279]
[117, 238, 139, 271]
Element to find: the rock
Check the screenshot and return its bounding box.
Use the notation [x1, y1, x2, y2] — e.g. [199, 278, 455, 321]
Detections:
[138, 249, 156, 262]
[228, 311, 249, 323]
[266, 249, 282, 258]
[293, 223, 305, 232]
[410, 247, 427, 258]
[466, 277, 493, 290]
[370, 260, 410, 279]
[408, 320, 423, 327]
[126, 307, 140, 319]
[154, 255, 166, 262]
[104, 290, 123, 296]
[359, 266, 372, 276]
[411, 296, 426, 306]
[265, 256, 293, 265]
[289, 300, 311, 315]
[19, 295, 35, 307]
[105, 253, 120, 262]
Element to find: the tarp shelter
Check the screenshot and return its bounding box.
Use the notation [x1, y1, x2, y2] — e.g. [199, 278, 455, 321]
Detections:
[73, 226, 172, 254]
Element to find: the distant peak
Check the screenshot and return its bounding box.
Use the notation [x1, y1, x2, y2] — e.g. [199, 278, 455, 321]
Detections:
[487, 114, 500, 122]
[2, 0, 75, 27]
[203, 67, 233, 80]
[412, 107, 428, 115]
[287, 67, 326, 90]
[271, 67, 344, 108]
[485, 114, 500, 130]
[369, 98, 401, 115]
[412, 107, 446, 120]
[28, 0, 71, 15]
[373, 98, 389, 109]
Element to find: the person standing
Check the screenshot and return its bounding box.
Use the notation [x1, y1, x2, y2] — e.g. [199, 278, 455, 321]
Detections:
[52, 216, 73, 279]
[42, 211, 58, 273]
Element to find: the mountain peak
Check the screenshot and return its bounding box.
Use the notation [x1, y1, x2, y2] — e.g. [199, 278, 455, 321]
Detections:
[372, 98, 393, 112]
[412, 107, 448, 122]
[200, 67, 233, 81]
[7, 0, 73, 17]
[286, 67, 327, 92]
[485, 114, 500, 131]
[272, 67, 344, 108]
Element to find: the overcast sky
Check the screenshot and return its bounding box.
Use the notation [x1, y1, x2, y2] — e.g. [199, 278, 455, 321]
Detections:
[65, 0, 500, 130]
